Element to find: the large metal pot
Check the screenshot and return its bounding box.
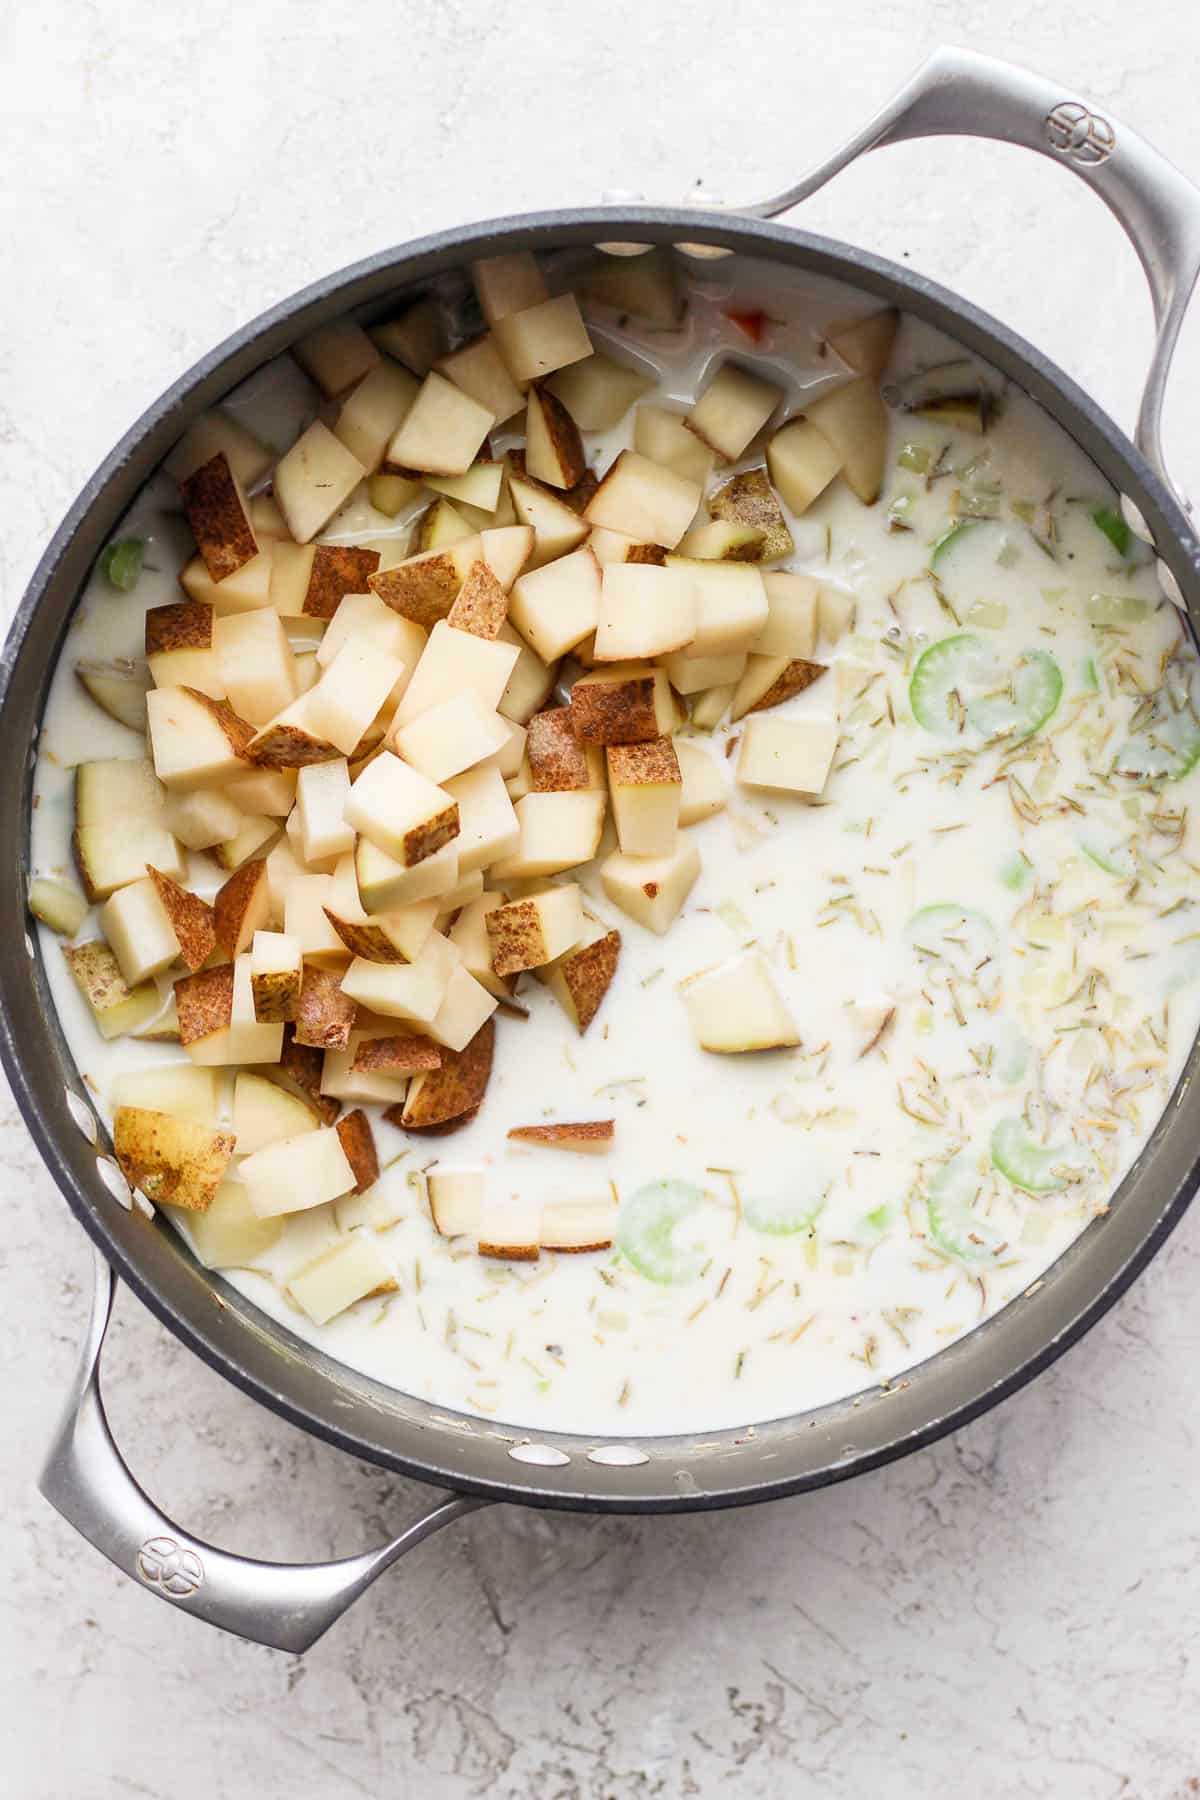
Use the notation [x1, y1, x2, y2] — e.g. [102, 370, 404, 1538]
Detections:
[10, 48, 1200, 1653]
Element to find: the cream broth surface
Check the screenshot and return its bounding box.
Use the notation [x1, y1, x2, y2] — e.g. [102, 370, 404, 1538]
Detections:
[30, 255, 1200, 1436]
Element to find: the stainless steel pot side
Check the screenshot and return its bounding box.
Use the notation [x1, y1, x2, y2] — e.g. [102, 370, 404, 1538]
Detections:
[8, 48, 1200, 1653]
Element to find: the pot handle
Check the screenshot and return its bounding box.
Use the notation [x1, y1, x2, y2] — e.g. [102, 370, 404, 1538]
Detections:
[747, 45, 1200, 510]
[39, 1247, 490, 1653]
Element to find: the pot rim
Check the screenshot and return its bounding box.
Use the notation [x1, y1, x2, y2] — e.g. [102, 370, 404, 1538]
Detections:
[7, 204, 1200, 1512]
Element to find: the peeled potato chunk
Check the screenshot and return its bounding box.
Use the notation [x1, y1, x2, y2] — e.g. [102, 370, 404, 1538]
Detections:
[680, 952, 799, 1053]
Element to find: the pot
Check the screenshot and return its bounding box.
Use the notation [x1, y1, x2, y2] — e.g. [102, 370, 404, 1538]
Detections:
[11, 47, 1200, 1653]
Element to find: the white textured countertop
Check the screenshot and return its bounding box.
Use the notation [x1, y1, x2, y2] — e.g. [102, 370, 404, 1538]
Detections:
[5, 4, 1200, 1794]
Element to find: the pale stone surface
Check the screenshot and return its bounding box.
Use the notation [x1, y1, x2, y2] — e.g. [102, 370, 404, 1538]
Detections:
[4, 3, 1200, 1794]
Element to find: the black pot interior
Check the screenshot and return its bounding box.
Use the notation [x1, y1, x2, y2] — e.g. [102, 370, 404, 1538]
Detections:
[6, 208, 1200, 1511]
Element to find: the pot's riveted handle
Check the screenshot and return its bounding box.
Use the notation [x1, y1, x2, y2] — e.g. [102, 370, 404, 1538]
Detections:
[747, 45, 1200, 510]
[39, 1248, 490, 1653]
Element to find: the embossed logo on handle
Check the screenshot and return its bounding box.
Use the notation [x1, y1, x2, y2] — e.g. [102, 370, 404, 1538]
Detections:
[1045, 101, 1116, 165]
[137, 1535, 205, 1599]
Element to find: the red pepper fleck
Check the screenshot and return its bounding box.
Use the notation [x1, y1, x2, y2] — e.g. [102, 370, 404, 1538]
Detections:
[724, 307, 770, 347]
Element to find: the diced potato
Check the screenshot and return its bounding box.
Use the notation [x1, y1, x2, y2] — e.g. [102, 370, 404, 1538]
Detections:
[826, 308, 899, 379]
[546, 353, 654, 431]
[288, 1231, 395, 1323]
[477, 1203, 541, 1261]
[340, 932, 456, 1027]
[319, 1043, 411, 1107]
[413, 496, 475, 554]
[234, 1070, 321, 1154]
[186, 954, 285, 1065]
[112, 1065, 219, 1126]
[707, 468, 793, 563]
[594, 563, 695, 661]
[661, 649, 746, 694]
[225, 765, 298, 817]
[281, 872, 345, 964]
[248, 494, 289, 539]
[675, 740, 727, 825]
[391, 691, 511, 784]
[64, 941, 161, 1039]
[295, 758, 355, 862]
[662, 559, 767, 655]
[577, 248, 683, 326]
[818, 588, 855, 645]
[303, 546, 383, 622]
[212, 608, 297, 725]
[397, 1016, 494, 1129]
[736, 715, 839, 794]
[392, 621, 519, 728]
[73, 759, 186, 901]
[804, 378, 888, 504]
[492, 294, 592, 384]
[485, 885, 583, 975]
[508, 475, 590, 570]
[509, 1121, 614, 1155]
[294, 963, 357, 1048]
[368, 469, 426, 517]
[427, 963, 499, 1052]
[187, 1179, 282, 1269]
[385, 371, 494, 478]
[754, 573, 819, 658]
[688, 682, 735, 731]
[633, 404, 716, 486]
[436, 334, 525, 424]
[179, 549, 274, 615]
[686, 363, 783, 463]
[449, 893, 513, 999]
[180, 452, 259, 584]
[250, 929, 302, 1021]
[446, 558, 509, 640]
[674, 520, 764, 563]
[75, 663, 151, 734]
[426, 461, 505, 514]
[98, 877, 181, 985]
[428, 1169, 485, 1237]
[146, 686, 254, 790]
[332, 357, 420, 470]
[28, 876, 88, 937]
[766, 417, 843, 514]
[490, 790, 606, 879]
[584, 450, 701, 550]
[158, 788, 240, 854]
[165, 409, 273, 489]
[525, 384, 586, 490]
[569, 662, 677, 745]
[345, 752, 458, 868]
[242, 1126, 357, 1219]
[607, 738, 681, 856]
[355, 837, 461, 912]
[113, 1106, 235, 1211]
[535, 916, 621, 1033]
[294, 318, 380, 397]
[730, 655, 827, 721]
[440, 763, 520, 873]
[317, 591, 424, 672]
[480, 524, 535, 591]
[215, 815, 280, 872]
[526, 706, 601, 792]
[495, 621, 555, 725]
[274, 421, 367, 545]
[213, 857, 271, 959]
[680, 951, 799, 1052]
[599, 840, 701, 934]
[539, 1195, 618, 1252]
[292, 642, 400, 758]
[369, 297, 447, 373]
[508, 545, 601, 662]
[145, 599, 223, 700]
[472, 252, 548, 324]
[175, 962, 235, 1051]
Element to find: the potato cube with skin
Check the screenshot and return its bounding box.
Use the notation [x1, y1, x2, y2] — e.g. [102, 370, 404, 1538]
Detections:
[285, 874, 349, 964]
[527, 707, 600, 792]
[594, 564, 695, 662]
[370, 297, 446, 373]
[425, 460, 505, 512]
[766, 418, 843, 515]
[675, 520, 764, 563]
[251, 930, 302, 1021]
[188, 1180, 282, 1268]
[436, 335, 525, 424]
[355, 837, 461, 912]
[707, 468, 794, 563]
[546, 354, 655, 432]
[449, 894, 513, 999]
[301, 546, 383, 622]
[675, 741, 727, 824]
[165, 410, 273, 490]
[288, 1231, 395, 1324]
[803, 378, 888, 504]
[495, 622, 554, 726]
[827, 308, 899, 378]
[304, 643, 406, 756]
[392, 621, 520, 729]
[175, 962, 235, 1049]
[525, 384, 586, 490]
[146, 686, 255, 790]
[508, 546, 601, 664]
[98, 878, 181, 986]
[485, 885, 583, 975]
[737, 715, 839, 795]
[320, 1044, 411, 1108]
[346, 752, 459, 867]
[681, 951, 799, 1052]
[145, 869, 217, 970]
[664, 559, 767, 655]
[212, 608, 297, 725]
[180, 549, 274, 616]
[509, 1122, 614, 1155]
[446, 559, 509, 640]
[274, 422, 367, 545]
[584, 451, 701, 551]
[160, 786, 245, 853]
[197, 953, 284, 1065]
[340, 935, 455, 1027]
[294, 963, 357, 1048]
[731, 655, 827, 721]
[535, 917, 621, 1033]
[369, 538, 480, 630]
[390, 692, 511, 784]
[600, 840, 701, 935]
[180, 452, 259, 584]
[64, 941, 161, 1039]
[508, 476, 589, 570]
[478, 1203, 541, 1261]
[111, 1065, 219, 1125]
[214, 857, 271, 958]
[480, 525, 534, 593]
[433, 762, 517, 873]
[686, 363, 783, 463]
[754, 573, 820, 658]
[113, 1107, 235, 1211]
[490, 790, 606, 880]
[296, 758, 355, 862]
[234, 1071, 320, 1155]
[607, 738, 681, 856]
[472, 252, 548, 324]
[216, 815, 281, 873]
[394, 1016, 494, 1130]
[662, 649, 746, 695]
[428, 1169, 485, 1238]
[386, 371, 494, 477]
[146, 599, 224, 699]
[317, 591, 424, 671]
[427, 963, 499, 1053]
[492, 294, 592, 384]
[569, 663, 676, 746]
[539, 1195, 618, 1252]
[28, 876, 88, 937]
[633, 404, 715, 486]
[226, 765, 298, 817]
[332, 357, 420, 470]
[241, 1127, 357, 1219]
[294, 318, 380, 397]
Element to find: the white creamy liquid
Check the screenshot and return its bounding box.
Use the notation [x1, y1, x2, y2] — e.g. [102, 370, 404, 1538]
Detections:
[29, 254, 1200, 1437]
